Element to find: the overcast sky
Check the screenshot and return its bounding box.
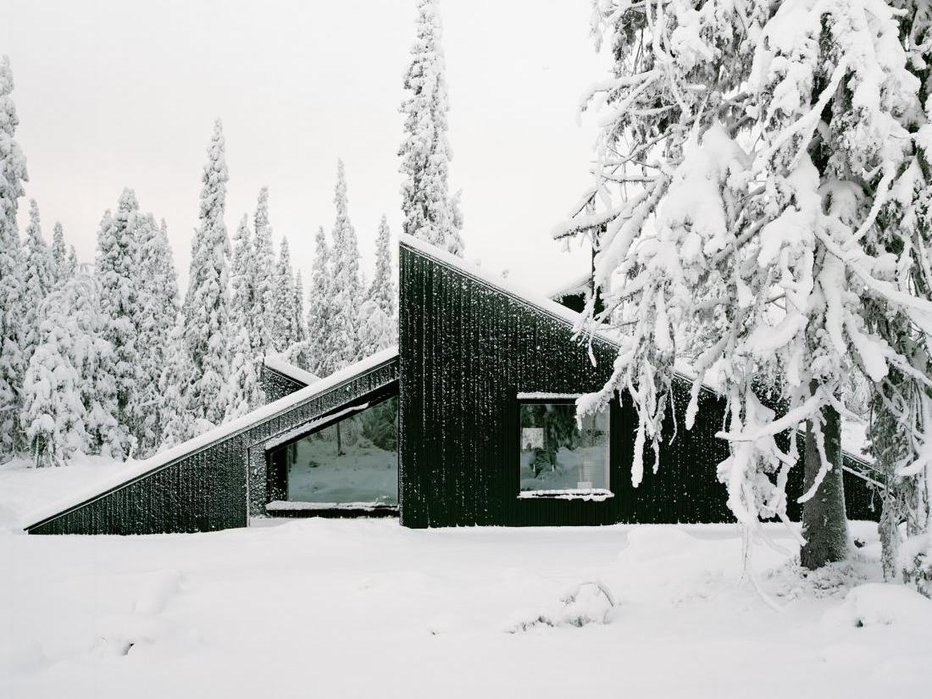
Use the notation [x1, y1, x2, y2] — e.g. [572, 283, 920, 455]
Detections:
[1, 0, 607, 292]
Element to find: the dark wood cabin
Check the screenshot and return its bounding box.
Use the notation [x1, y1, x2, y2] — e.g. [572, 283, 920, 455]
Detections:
[23, 236, 881, 535]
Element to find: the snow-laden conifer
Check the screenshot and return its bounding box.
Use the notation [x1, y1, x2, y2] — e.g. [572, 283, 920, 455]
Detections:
[135, 214, 180, 454]
[567, 0, 932, 571]
[21, 283, 90, 467]
[158, 316, 197, 448]
[293, 270, 306, 347]
[95, 190, 145, 458]
[20, 200, 56, 381]
[328, 160, 363, 369]
[252, 187, 276, 357]
[225, 215, 263, 420]
[51, 221, 68, 284]
[65, 246, 77, 277]
[358, 215, 397, 354]
[183, 120, 231, 428]
[305, 226, 333, 376]
[271, 236, 298, 353]
[369, 215, 395, 322]
[0, 55, 28, 456]
[399, 0, 463, 255]
[55, 273, 120, 458]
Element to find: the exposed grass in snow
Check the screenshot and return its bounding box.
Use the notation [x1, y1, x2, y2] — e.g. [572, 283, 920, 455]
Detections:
[1, 465, 931, 698]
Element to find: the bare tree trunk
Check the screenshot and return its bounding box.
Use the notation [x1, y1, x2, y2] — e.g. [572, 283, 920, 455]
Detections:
[336, 422, 344, 456]
[801, 402, 849, 569]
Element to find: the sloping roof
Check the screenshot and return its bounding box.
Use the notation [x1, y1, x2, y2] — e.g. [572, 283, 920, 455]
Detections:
[547, 271, 592, 300]
[23, 347, 398, 530]
[399, 234, 621, 348]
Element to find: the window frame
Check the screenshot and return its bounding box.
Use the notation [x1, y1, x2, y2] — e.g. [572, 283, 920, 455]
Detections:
[512, 392, 615, 501]
[264, 392, 400, 510]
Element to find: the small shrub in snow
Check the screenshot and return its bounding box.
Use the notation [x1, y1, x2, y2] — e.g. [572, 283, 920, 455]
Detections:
[508, 581, 617, 633]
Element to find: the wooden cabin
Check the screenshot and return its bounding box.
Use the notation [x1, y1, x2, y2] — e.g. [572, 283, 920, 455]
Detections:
[23, 235, 881, 534]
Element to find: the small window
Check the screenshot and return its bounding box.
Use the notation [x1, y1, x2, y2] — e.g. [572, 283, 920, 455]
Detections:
[517, 399, 611, 498]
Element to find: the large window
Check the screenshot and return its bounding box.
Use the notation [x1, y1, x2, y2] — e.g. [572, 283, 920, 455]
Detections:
[277, 396, 398, 505]
[518, 399, 610, 497]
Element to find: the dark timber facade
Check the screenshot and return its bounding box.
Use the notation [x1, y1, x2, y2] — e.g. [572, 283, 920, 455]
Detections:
[24, 236, 881, 535]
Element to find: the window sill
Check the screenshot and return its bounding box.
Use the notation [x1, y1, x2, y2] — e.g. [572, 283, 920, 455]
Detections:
[265, 501, 399, 518]
[517, 489, 614, 502]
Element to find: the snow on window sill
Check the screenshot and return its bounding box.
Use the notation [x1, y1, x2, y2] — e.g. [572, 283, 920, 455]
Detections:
[517, 489, 614, 502]
[266, 500, 398, 512]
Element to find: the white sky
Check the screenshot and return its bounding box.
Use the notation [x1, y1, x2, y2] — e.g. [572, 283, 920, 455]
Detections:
[1, 0, 606, 292]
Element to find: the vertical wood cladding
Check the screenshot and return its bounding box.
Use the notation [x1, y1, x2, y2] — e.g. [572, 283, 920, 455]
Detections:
[261, 365, 308, 402]
[28, 358, 398, 535]
[398, 242, 880, 528]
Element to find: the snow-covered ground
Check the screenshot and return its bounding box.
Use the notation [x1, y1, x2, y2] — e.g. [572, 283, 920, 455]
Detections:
[2, 461, 931, 698]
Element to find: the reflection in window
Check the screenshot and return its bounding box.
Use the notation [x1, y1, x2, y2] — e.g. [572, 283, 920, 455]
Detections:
[518, 402, 610, 494]
[285, 397, 398, 504]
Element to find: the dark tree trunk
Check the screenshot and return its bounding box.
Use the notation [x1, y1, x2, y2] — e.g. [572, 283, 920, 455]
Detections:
[801, 402, 849, 569]
[336, 422, 344, 456]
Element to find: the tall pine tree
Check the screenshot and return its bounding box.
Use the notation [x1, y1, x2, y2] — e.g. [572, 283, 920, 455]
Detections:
[21, 281, 91, 467]
[20, 200, 55, 376]
[271, 236, 298, 353]
[183, 120, 231, 428]
[399, 0, 463, 255]
[135, 214, 180, 454]
[0, 55, 29, 457]
[226, 215, 263, 419]
[305, 225, 334, 376]
[252, 187, 276, 358]
[359, 215, 397, 354]
[51, 221, 68, 284]
[328, 160, 363, 370]
[95, 190, 144, 459]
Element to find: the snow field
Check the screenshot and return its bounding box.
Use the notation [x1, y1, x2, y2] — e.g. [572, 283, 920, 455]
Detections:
[2, 457, 931, 698]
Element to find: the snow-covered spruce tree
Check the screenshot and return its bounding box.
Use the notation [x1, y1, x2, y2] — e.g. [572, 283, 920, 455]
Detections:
[65, 246, 77, 277]
[21, 286, 90, 467]
[359, 215, 397, 353]
[225, 215, 263, 420]
[293, 269, 306, 347]
[328, 160, 364, 370]
[282, 270, 310, 370]
[252, 187, 276, 358]
[183, 119, 231, 428]
[51, 221, 68, 284]
[95, 189, 145, 459]
[271, 236, 298, 353]
[58, 273, 120, 458]
[158, 315, 196, 448]
[399, 0, 463, 255]
[567, 0, 932, 570]
[135, 214, 180, 454]
[305, 225, 334, 376]
[369, 214, 396, 322]
[0, 55, 29, 458]
[863, 1, 932, 591]
[20, 200, 55, 378]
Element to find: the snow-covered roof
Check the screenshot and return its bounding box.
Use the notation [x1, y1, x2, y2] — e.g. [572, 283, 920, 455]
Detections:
[546, 271, 592, 301]
[400, 233, 622, 349]
[22, 346, 399, 530]
[263, 354, 320, 387]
